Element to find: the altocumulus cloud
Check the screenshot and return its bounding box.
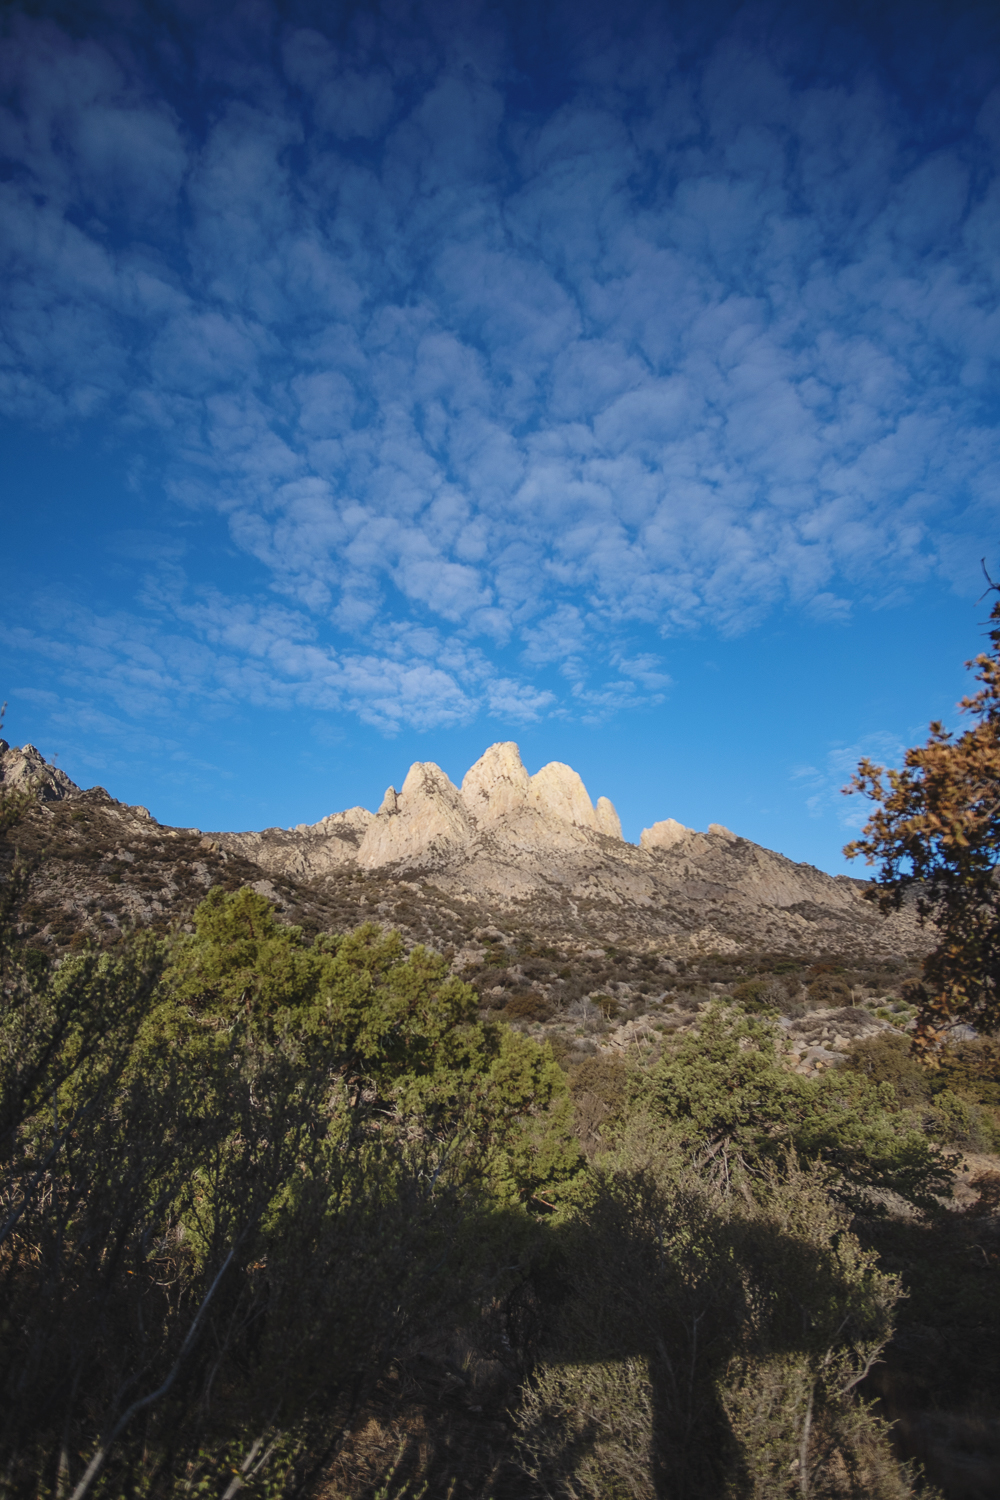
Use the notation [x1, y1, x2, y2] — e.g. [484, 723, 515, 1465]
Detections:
[2, 0, 999, 732]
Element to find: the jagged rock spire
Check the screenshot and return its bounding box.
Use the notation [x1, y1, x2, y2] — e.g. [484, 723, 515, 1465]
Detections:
[355, 742, 625, 870]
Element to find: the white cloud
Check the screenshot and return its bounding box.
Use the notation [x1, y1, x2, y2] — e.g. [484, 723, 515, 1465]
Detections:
[1, 577, 554, 737]
[1, 4, 999, 737]
[795, 732, 912, 830]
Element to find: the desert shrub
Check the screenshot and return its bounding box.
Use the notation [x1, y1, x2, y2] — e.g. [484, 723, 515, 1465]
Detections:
[808, 972, 853, 1007]
[966, 1168, 1000, 1215]
[516, 1357, 655, 1500]
[480, 984, 510, 1009]
[514, 1136, 910, 1500]
[845, 1032, 934, 1107]
[569, 1054, 627, 1116]
[846, 1035, 1000, 1149]
[0, 868, 582, 1499]
[503, 990, 555, 1022]
[641, 1006, 955, 1213]
[927, 1086, 999, 1151]
[732, 977, 780, 1013]
[568, 997, 603, 1030]
[674, 989, 704, 1012]
[567, 1054, 628, 1157]
[937, 1036, 1000, 1111]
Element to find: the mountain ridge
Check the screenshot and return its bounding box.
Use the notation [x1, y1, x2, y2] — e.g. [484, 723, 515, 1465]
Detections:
[0, 737, 922, 961]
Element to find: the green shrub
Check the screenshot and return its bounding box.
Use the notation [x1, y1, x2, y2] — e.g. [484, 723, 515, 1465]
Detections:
[0, 881, 583, 1498]
[515, 1139, 911, 1499]
[937, 1036, 1000, 1111]
[640, 1006, 955, 1213]
[503, 990, 555, 1022]
[569, 1054, 627, 1116]
[808, 972, 853, 1007]
[516, 1357, 655, 1500]
[732, 977, 779, 1013]
[927, 1087, 998, 1152]
[844, 1032, 933, 1107]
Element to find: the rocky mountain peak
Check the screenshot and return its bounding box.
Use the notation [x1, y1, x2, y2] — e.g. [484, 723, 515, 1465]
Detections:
[357, 759, 471, 871]
[0, 741, 82, 802]
[527, 760, 602, 831]
[353, 743, 626, 871]
[595, 797, 622, 838]
[461, 741, 531, 824]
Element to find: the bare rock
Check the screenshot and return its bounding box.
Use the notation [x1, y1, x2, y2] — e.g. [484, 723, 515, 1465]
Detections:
[316, 807, 375, 839]
[212, 805, 374, 879]
[640, 818, 692, 851]
[461, 742, 531, 824]
[0, 741, 82, 802]
[709, 823, 737, 842]
[528, 761, 601, 831]
[357, 761, 472, 870]
[595, 796, 623, 840]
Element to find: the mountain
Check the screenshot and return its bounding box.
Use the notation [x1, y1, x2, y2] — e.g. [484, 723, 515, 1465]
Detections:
[211, 740, 919, 959]
[1, 736, 921, 964]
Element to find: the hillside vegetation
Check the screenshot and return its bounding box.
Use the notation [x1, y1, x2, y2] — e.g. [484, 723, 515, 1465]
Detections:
[3, 776, 999, 1500]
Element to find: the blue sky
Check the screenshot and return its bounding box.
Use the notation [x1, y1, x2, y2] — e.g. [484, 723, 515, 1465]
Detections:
[2, 0, 999, 875]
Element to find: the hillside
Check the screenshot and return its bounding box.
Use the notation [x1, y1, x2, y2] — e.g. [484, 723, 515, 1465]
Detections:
[2, 737, 999, 1500]
[0, 738, 923, 965]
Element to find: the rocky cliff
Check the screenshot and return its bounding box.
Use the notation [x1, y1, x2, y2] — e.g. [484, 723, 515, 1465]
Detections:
[0, 739, 95, 804]
[0, 738, 923, 959]
[203, 740, 915, 957]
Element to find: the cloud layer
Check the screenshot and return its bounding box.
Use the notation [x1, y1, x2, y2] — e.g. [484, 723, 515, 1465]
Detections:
[2, 0, 999, 730]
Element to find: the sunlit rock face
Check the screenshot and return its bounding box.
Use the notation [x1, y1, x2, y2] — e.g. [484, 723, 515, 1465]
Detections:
[595, 797, 623, 839]
[356, 743, 624, 870]
[460, 742, 531, 825]
[527, 760, 603, 831]
[0, 741, 80, 802]
[357, 762, 472, 871]
[640, 818, 692, 852]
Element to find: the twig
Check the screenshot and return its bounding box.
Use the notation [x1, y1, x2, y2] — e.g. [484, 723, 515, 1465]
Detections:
[68, 1244, 239, 1500]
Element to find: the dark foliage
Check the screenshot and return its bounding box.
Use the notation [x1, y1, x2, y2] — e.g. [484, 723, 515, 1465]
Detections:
[846, 588, 1000, 1045]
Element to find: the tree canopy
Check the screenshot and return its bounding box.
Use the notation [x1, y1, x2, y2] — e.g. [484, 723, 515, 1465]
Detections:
[846, 588, 1000, 1047]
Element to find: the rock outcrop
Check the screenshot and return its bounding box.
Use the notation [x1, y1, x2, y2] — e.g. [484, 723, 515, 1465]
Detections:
[358, 762, 472, 870]
[461, 741, 530, 824]
[527, 760, 608, 832]
[0, 741, 83, 803]
[2, 738, 924, 959]
[595, 797, 623, 839]
[641, 818, 692, 852]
